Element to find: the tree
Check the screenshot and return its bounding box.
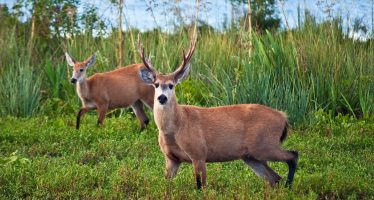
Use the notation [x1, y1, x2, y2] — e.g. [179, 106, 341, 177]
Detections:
[27, 0, 79, 40]
[80, 5, 106, 36]
[250, 0, 281, 31]
[0, 4, 19, 29]
[232, 0, 281, 31]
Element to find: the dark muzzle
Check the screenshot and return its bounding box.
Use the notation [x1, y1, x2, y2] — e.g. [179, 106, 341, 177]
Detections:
[158, 95, 168, 105]
[71, 78, 77, 84]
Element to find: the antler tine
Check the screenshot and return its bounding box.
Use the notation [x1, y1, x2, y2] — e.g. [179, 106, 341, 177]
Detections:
[137, 33, 155, 73]
[178, 36, 197, 70]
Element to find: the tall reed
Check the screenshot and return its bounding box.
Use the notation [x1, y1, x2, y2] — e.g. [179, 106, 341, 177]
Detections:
[0, 20, 372, 122]
[0, 62, 41, 117]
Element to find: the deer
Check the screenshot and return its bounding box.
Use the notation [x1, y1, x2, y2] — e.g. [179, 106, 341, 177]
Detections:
[65, 52, 154, 130]
[137, 35, 298, 190]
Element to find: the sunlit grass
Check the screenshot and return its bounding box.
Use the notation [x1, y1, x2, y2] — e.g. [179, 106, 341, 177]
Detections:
[1, 20, 373, 122]
[0, 113, 373, 199]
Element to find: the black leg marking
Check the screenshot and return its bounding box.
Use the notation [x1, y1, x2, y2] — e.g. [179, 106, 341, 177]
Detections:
[196, 174, 202, 190]
[285, 151, 298, 188]
[76, 109, 84, 130]
[139, 119, 149, 132]
[97, 120, 102, 126]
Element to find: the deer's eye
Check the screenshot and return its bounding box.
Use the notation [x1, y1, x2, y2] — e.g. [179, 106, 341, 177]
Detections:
[168, 84, 174, 90]
[154, 83, 159, 88]
[79, 68, 84, 72]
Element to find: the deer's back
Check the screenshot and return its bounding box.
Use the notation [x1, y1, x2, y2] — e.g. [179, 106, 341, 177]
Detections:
[87, 64, 154, 108]
[175, 104, 287, 162]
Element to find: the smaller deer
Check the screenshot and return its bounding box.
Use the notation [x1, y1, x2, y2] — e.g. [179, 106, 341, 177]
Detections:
[137, 35, 298, 189]
[65, 52, 154, 130]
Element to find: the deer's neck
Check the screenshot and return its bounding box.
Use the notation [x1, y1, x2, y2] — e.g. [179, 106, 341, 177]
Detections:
[76, 78, 89, 99]
[154, 97, 182, 134]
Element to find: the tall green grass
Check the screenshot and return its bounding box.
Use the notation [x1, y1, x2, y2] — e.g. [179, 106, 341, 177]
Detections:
[0, 20, 373, 122]
[44, 59, 67, 99]
[0, 62, 41, 117]
[192, 22, 373, 122]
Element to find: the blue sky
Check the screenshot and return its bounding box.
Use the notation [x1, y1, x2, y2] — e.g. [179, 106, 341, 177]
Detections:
[1, 0, 373, 38]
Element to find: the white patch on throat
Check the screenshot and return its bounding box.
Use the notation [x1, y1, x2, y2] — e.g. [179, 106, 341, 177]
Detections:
[77, 76, 85, 83]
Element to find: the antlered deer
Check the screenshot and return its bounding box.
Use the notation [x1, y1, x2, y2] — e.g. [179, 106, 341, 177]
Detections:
[65, 52, 154, 130]
[137, 35, 298, 189]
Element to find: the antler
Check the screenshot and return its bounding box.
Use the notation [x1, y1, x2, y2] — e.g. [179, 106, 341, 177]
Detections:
[137, 33, 156, 74]
[175, 35, 197, 73]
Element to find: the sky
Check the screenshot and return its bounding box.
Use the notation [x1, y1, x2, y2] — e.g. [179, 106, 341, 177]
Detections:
[1, 0, 373, 38]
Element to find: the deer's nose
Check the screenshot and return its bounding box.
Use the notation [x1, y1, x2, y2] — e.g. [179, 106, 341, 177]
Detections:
[158, 95, 168, 105]
[71, 78, 77, 84]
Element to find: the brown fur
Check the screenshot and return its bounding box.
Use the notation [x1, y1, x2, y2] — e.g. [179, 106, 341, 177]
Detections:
[137, 36, 298, 189]
[154, 83, 297, 189]
[68, 53, 154, 130]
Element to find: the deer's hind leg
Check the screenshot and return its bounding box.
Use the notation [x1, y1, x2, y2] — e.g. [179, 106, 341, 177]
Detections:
[131, 100, 149, 131]
[254, 149, 298, 188]
[96, 104, 109, 127]
[284, 150, 298, 188]
[243, 157, 282, 187]
[164, 157, 181, 179]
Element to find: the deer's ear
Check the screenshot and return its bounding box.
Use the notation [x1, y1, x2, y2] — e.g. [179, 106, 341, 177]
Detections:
[85, 53, 96, 68]
[65, 52, 76, 67]
[139, 67, 155, 84]
[174, 63, 190, 84]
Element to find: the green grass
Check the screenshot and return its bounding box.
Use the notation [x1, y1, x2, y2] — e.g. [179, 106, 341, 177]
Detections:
[1, 112, 373, 199]
[1, 20, 373, 122]
[0, 62, 41, 117]
[0, 14, 373, 199]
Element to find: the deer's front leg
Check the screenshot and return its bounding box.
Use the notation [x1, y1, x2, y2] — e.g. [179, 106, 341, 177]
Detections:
[164, 157, 180, 179]
[192, 160, 206, 190]
[76, 107, 89, 129]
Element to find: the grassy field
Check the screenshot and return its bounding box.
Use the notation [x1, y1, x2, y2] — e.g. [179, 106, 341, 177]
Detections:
[1, 5, 374, 199]
[1, 111, 373, 199]
[1, 20, 373, 122]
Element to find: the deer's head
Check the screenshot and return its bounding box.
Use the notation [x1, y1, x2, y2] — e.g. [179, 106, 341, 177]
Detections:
[65, 52, 96, 84]
[137, 34, 196, 106]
